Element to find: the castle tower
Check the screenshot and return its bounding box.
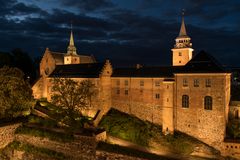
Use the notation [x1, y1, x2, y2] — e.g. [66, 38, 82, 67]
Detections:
[171, 11, 193, 66]
[64, 27, 80, 64]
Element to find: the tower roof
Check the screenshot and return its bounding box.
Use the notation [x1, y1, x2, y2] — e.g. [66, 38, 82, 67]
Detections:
[69, 31, 75, 46]
[67, 28, 77, 55]
[178, 10, 188, 38]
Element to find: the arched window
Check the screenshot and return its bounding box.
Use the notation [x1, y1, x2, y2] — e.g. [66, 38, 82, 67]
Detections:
[204, 96, 212, 110]
[182, 95, 189, 108]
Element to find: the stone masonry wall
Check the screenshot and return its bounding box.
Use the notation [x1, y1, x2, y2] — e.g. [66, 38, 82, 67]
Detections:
[111, 77, 164, 125]
[96, 151, 146, 160]
[15, 134, 96, 160]
[175, 74, 230, 149]
[0, 123, 21, 149]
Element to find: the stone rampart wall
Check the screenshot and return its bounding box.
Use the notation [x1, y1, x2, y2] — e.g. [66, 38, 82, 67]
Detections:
[0, 123, 21, 149]
[112, 100, 162, 125]
[15, 134, 96, 160]
[221, 141, 240, 159]
[96, 150, 145, 160]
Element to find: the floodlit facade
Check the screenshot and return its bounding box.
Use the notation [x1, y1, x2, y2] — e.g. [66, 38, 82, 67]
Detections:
[32, 15, 234, 153]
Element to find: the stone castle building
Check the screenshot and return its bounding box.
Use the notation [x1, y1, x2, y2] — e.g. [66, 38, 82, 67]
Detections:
[32, 15, 234, 152]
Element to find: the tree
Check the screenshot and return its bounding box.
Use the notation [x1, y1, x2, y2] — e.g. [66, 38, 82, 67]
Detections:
[0, 66, 33, 118]
[51, 78, 97, 128]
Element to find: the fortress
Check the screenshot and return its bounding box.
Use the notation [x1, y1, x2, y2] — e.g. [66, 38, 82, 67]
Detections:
[32, 15, 237, 153]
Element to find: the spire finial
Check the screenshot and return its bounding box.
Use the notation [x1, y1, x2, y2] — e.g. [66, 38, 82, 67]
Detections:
[67, 21, 77, 55]
[178, 9, 187, 37]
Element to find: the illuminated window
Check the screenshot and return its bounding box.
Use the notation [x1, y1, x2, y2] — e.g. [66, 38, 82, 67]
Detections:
[206, 79, 211, 87]
[182, 95, 189, 108]
[194, 79, 199, 87]
[155, 93, 160, 99]
[125, 80, 128, 86]
[140, 80, 144, 87]
[155, 81, 160, 87]
[116, 80, 120, 86]
[204, 96, 212, 110]
[179, 52, 182, 56]
[183, 78, 188, 87]
[125, 89, 128, 95]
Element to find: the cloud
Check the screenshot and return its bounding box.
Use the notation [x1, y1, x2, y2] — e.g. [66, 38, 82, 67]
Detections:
[0, 0, 239, 67]
[59, 0, 114, 11]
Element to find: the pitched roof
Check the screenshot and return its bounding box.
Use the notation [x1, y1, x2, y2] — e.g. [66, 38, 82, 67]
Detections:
[112, 51, 229, 78]
[50, 52, 64, 64]
[178, 51, 229, 73]
[49, 63, 104, 78]
[112, 66, 180, 78]
[49, 51, 95, 64]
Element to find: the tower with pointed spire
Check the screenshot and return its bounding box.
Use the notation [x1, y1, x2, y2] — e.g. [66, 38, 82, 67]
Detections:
[171, 10, 194, 66]
[64, 25, 80, 65]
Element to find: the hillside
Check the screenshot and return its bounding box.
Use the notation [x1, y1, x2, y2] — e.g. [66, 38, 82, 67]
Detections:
[99, 108, 221, 159]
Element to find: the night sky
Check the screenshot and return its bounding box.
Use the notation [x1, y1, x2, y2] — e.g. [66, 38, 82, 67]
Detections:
[0, 0, 240, 67]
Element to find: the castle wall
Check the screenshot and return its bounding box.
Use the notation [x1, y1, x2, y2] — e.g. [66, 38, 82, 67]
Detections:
[111, 77, 164, 125]
[0, 123, 21, 149]
[174, 73, 231, 148]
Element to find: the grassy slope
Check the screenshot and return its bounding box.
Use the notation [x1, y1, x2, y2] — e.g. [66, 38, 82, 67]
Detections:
[99, 108, 219, 156]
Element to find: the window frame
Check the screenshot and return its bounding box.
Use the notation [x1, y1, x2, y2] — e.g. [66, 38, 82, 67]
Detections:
[182, 95, 189, 108]
[205, 79, 211, 87]
[194, 79, 199, 87]
[183, 78, 188, 87]
[204, 96, 212, 110]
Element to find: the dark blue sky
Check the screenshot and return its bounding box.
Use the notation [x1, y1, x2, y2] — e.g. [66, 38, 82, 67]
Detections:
[0, 0, 240, 66]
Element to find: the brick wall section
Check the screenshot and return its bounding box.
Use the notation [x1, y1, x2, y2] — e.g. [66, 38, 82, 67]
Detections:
[0, 123, 21, 149]
[15, 134, 96, 160]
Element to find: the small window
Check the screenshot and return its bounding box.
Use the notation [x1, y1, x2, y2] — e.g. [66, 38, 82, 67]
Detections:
[155, 93, 160, 99]
[183, 78, 188, 87]
[125, 89, 128, 95]
[140, 80, 144, 87]
[194, 79, 199, 87]
[206, 79, 211, 87]
[182, 95, 189, 108]
[179, 61, 181, 63]
[179, 52, 182, 56]
[155, 81, 160, 87]
[204, 96, 212, 110]
[140, 89, 143, 94]
[116, 88, 120, 95]
[125, 80, 128, 86]
[116, 80, 120, 86]
[67, 58, 69, 61]
[75, 58, 77, 61]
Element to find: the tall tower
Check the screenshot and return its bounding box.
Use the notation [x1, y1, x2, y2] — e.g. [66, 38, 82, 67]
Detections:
[64, 26, 80, 65]
[171, 11, 193, 66]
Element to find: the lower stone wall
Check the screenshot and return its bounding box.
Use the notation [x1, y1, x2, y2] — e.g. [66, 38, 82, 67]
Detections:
[112, 100, 162, 125]
[15, 134, 96, 160]
[221, 141, 240, 159]
[0, 123, 21, 149]
[96, 150, 145, 160]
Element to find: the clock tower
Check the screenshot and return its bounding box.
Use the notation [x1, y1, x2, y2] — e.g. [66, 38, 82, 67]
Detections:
[171, 11, 193, 66]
